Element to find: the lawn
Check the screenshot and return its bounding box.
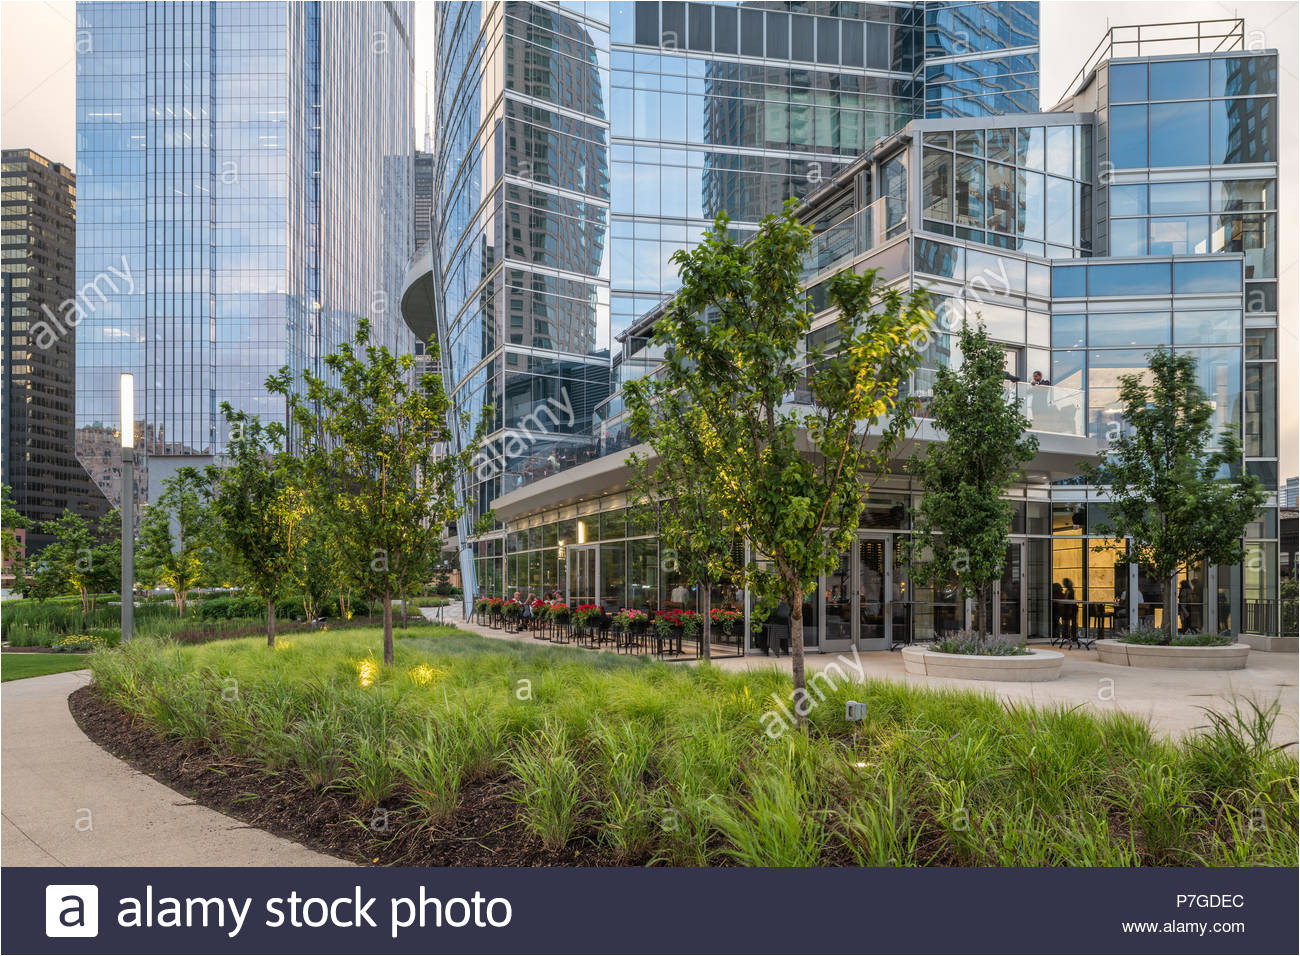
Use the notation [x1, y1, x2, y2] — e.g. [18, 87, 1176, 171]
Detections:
[88, 624, 1298, 866]
[2, 653, 92, 682]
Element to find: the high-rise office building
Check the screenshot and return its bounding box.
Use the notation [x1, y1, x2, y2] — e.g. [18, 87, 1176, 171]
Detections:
[1, 148, 109, 553]
[74, 0, 415, 504]
[406, 1, 1041, 596]
[415, 150, 435, 256]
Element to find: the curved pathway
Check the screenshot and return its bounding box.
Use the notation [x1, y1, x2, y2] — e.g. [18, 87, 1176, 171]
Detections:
[1, 670, 346, 866]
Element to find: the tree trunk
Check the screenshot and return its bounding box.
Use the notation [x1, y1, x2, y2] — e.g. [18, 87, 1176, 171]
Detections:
[1166, 571, 1178, 642]
[790, 583, 807, 730]
[701, 581, 712, 661]
[401, 586, 409, 628]
[266, 597, 276, 647]
[976, 586, 987, 643]
[382, 591, 394, 665]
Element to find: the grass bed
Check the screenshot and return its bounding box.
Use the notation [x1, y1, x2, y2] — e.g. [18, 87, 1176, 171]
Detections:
[87, 626, 1298, 867]
[2, 652, 92, 682]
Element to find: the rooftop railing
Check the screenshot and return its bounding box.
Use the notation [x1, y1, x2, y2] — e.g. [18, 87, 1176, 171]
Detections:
[1064, 18, 1245, 100]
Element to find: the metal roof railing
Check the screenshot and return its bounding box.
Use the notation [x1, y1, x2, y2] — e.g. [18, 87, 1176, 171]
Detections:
[1065, 18, 1245, 100]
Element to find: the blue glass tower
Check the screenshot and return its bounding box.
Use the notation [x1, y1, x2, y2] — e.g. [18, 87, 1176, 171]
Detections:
[407, 1, 1041, 600]
[75, 1, 415, 503]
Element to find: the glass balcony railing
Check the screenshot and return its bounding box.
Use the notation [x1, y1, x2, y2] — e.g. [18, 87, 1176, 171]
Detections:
[911, 368, 1086, 436]
[801, 196, 904, 282]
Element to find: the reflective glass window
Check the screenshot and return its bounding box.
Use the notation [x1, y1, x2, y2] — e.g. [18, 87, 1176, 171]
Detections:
[714, 6, 737, 53]
[1017, 126, 1044, 170]
[1174, 309, 1241, 345]
[1051, 348, 1085, 390]
[1149, 59, 1209, 100]
[1109, 105, 1147, 168]
[1211, 98, 1275, 164]
[1149, 181, 1209, 214]
[1109, 218, 1146, 256]
[1212, 179, 1273, 211]
[922, 148, 953, 222]
[1052, 266, 1085, 298]
[740, 8, 763, 56]
[954, 156, 984, 228]
[1087, 262, 1170, 296]
[1150, 101, 1210, 167]
[1045, 176, 1073, 246]
[1243, 363, 1276, 458]
[914, 238, 963, 278]
[1045, 126, 1073, 177]
[1245, 328, 1275, 359]
[1088, 311, 1170, 348]
[1110, 184, 1146, 216]
[661, 1, 685, 46]
[765, 11, 788, 58]
[1212, 55, 1278, 96]
[1173, 259, 1241, 293]
[688, 3, 711, 50]
[1149, 216, 1209, 255]
[955, 129, 984, 157]
[1214, 214, 1274, 278]
[987, 127, 1015, 164]
[986, 162, 1015, 234]
[816, 17, 838, 64]
[841, 20, 864, 67]
[1017, 170, 1044, 239]
[1027, 262, 1051, 298]
[1109, 62, 1147, 103]
[790, 14, 813, 60]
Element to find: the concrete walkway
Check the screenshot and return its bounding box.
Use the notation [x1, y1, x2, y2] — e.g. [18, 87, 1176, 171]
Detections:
[1, 670, 347, 866]
[429, 608, 1298, 746]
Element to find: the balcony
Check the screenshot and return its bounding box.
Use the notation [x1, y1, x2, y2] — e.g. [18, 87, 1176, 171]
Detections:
[912, 368, 1086, 437]
[801, 196, 905, 283]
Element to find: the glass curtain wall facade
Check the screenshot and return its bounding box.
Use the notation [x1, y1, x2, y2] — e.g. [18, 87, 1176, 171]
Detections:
[424, 1, 1041, 599]
[75, 1, 414, 504]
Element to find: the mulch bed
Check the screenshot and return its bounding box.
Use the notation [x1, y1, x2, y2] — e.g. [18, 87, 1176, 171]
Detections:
[68, 684, 635, 867]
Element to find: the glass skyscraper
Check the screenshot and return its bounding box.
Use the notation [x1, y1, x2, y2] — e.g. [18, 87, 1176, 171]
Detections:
[75, 0, 415, 503]
[408, 1, 1041, 596]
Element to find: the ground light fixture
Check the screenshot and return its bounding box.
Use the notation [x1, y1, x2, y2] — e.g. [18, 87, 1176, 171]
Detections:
[120, 372, 134, 641]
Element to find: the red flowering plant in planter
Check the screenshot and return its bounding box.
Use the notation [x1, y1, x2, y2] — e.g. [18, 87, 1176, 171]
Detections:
[501, 598, 522, 620]
[614, 607, 649, 631]
[571, 603, 604, 629]
[654, 608, 702, 640]
[710, 606, 743, 637]
[546, 600, 570, 624]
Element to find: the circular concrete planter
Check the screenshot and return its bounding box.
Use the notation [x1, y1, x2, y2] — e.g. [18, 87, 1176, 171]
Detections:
[901, 645, 1064, 682]
[1095, 639, 1250, 670]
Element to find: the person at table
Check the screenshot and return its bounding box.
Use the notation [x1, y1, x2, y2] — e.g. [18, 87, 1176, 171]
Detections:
[1062, 578, 1078, 643]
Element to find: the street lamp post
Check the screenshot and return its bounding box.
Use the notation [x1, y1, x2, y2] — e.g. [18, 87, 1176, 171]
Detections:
[120, 373, 134, 641]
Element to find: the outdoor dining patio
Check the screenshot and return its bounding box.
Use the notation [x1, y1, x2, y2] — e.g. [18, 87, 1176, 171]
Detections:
[470, 598, 745, 661]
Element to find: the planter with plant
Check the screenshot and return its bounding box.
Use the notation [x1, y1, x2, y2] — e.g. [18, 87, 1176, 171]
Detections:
[902, 630, 1063, 682]
[1097, 629, 1249, 670]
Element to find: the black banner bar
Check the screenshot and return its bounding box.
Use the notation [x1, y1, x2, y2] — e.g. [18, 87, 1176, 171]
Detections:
[4, 866, 1298, 955]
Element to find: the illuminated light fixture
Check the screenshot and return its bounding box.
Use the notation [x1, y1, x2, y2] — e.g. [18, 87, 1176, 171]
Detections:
[119, 373, 135, 641]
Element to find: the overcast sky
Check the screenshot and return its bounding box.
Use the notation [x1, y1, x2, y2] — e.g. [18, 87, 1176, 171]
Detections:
[2, 0, 1295, 476]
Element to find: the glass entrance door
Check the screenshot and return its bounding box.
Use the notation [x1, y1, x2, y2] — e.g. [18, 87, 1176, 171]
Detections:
[566, 545, 597, 609]
[822, 548, 854, 652]
[857, 534, 890, 651]
[980, 540, 1026, 639]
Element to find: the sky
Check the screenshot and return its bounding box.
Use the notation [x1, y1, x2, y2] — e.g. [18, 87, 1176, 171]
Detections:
[2, 0, 1296, 476]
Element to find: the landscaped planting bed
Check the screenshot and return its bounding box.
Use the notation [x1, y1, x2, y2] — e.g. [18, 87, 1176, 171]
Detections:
[80, 626, 1298, 867]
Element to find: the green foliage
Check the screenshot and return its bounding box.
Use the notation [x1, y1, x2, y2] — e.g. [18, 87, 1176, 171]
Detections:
[207, 405, 295, 645]
[2, 483, 25, 573]
[88, 628, 1299, 866]
[1171, 633, 1234, 647]
[629, 201, 930, 713]
[1083, 349, 1266, 638]
[1119, 628, 1172, 645]
[907, 322, 1038, 641]
[932, 631, 1031, 656]
[25, 509, 121, 612]
[270, 318, 486, 666]
[137, 468, 219, 616]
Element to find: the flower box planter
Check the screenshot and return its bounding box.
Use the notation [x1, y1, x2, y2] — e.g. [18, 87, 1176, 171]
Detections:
[901, 646, 1064, 682]
[1095, 639, 1250, 670]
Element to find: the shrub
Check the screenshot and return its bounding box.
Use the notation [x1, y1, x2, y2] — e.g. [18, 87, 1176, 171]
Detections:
[52, 633, 111, 652]
[1171, 633, 1233, 647]
[1118, 628, 1167, 645]
[932, 631, 1029, 656]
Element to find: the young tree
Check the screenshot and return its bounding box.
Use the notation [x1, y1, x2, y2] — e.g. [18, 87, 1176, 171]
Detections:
[137, 467, 214, 616]
[640, 203, 929, 718]
[271, 319, 484, 666]
[623, 388, 739, 659]
[277, 457, 333, 623]
[207, 404, 294, 645]
[1083, 347, 1265, 640]
[2, 484, 25, 580]
[906, 322, 1039, 642]
[29, 509, 120, 612]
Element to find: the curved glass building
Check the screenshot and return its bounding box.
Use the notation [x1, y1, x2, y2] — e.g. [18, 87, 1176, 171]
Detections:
[405, 9, 1283, 648]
